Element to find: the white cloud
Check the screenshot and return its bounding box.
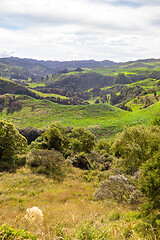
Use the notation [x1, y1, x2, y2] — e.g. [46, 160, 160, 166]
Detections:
[0, 0, 160, 61]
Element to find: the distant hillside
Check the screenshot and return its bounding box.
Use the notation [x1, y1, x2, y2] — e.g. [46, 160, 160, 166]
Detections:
[41, 59, 117, 71]
[0, 57, 54, 76]
[0, 57, 117, 75]
[47, 72, 115, 91]
[116, 58, 160, 69]
[0, 77, 40, 97]
[0, 77, 89, 105]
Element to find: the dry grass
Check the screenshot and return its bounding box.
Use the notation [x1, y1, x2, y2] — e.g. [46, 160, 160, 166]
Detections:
[0, 167, 157, 239]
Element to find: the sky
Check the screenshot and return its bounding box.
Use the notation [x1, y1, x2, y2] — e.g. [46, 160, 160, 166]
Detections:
[0, 0, 160, 62]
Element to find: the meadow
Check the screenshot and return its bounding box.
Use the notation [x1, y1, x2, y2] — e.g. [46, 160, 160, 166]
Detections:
[0, 166, 155, 240]
[0, 95, 159, 138]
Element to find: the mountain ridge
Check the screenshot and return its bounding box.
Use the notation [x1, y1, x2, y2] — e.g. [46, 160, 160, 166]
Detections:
[0, 57, 117, 74]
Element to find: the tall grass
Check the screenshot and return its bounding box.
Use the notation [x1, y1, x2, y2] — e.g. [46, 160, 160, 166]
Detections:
[0, 167, 158, 239]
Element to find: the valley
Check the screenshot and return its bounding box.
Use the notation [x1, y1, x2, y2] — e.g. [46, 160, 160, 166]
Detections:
[0, 57, 159, 239]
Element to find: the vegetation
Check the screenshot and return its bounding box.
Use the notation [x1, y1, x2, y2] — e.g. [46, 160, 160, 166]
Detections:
[0, 224, 37, 239]
[0, 120, 27, 171]
[0, 57, 160, 239]
[27, 149, 67, 179]
[139, 151, 160, 212]
[111, 125, 160, 174]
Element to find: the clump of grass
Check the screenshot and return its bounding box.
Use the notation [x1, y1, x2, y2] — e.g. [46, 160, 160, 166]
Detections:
[75, 221, 109, 240]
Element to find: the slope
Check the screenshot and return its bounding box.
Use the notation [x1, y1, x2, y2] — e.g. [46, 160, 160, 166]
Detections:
[0, 95, 159, 138]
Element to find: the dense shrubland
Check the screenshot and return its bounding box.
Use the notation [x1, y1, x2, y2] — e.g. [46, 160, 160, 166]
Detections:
[0, 119, 159, 239]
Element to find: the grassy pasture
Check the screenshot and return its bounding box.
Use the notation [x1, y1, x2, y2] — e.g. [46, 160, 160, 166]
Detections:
[126, 78, 158, 89]
[0, 95, 159, 138]
[29, 89, 69, 99]
[91, 67, 150, 75]
[27, 82, 46, 88]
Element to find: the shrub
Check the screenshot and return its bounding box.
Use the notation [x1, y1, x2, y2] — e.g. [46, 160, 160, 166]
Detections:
[0, 120, 27, 169]
[27, 149, 66, 178]
[69, 138, 83, 153]
[19, 127, 43, 144]
[29, 123, 96, 158]
[29, 136, 48, 150]
[95, 138, 110, 153]
[70, 127, 95, 153]
[0, 224, 37, 239]
[95, 174, 142, 204]
[72, 152, 91, 170]
[111, 125, 160, 174]
[139, 151, 160, 211]
[42, 127, 63, 151]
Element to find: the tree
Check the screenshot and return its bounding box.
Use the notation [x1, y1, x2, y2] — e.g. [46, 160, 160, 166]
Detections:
[139, 152, 160, 210]
[70, 127, 95, 153]
[42, 127, 63, 151]
[0, 120, 27, 164]
[115, 73, 131, 84]
[111, 125, 160, 174]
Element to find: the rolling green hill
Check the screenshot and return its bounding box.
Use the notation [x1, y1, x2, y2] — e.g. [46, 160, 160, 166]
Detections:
[0, 57, 160, 138]
[0, 77, 70, 100]
[0, 95, 159, 138]
[0, 57, 160, 240]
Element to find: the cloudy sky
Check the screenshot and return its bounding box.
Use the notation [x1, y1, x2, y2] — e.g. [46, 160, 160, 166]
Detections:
[0, 0, 160, 62]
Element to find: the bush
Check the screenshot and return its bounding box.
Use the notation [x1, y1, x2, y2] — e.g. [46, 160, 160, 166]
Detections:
[0, 120, 27, 169]
[111, 125, 160, 174]
[0, 224, 37, 239]
[27, 149, 67, 178]
[72, 152, 92, 170]
[139, 151, 160, 211]
[69, 138, 83, 153]
[29, 123, 96, 159]
[70, 127, 95, 153]
[42, 127, 63, 151]
[95, 138, 110, 153]
[29, 136, 48, 150]
[19, 127, 43, 144]
[95, 174, 142, 204]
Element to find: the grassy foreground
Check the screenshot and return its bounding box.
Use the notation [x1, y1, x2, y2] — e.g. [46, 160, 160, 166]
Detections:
[0, 166, 155, 240]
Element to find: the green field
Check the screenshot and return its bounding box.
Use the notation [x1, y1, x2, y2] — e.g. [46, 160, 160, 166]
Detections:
[126, 78, 159, 89]
[0, 95, 159, 138]
[29, 89, 69, 99]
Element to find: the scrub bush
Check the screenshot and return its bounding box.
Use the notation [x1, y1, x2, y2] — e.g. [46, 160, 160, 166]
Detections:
[27, 149, 66, 178]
